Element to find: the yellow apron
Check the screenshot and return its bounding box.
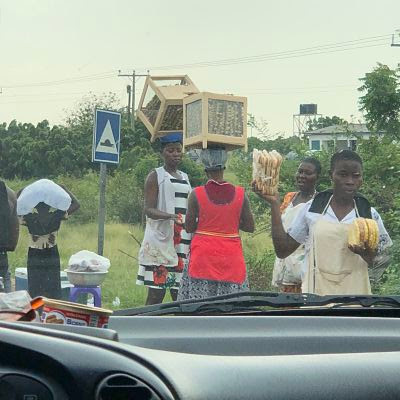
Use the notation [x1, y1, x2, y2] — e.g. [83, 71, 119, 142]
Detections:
[303, 198, 371, 295]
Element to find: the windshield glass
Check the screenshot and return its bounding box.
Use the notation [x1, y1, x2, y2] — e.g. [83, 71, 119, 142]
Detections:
[0, 1, 399, 313]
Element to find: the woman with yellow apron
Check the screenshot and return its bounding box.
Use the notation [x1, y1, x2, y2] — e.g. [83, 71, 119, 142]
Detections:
[255, 150, 392, 295]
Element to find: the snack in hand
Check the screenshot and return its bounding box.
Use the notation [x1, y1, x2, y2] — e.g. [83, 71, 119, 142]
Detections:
[252, 149, 283, 196]
[348, 217, 379, 251]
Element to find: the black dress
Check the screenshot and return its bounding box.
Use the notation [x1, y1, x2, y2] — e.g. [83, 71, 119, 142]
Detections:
[22, 210, 66, 299]
[0, 181, 11, 292]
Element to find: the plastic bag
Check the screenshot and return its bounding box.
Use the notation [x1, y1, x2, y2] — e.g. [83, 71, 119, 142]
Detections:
[68, 250, 110, 272]
[0, 290, 32, 312]
[17, 179, 71, 216]
[369, 251, 391, 284]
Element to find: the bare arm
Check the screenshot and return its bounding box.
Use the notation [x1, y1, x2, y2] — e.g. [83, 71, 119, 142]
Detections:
[144, 170, 178, 221]
[185, 191, 199, 233]
[59, 185, 80, 215]
[239, 193, 255, 233]
[252, 182, 300, 258]
[7, 187, 19, 251]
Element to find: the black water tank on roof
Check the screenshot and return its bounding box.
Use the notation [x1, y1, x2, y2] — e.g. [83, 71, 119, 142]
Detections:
[300, 104, 317, 115]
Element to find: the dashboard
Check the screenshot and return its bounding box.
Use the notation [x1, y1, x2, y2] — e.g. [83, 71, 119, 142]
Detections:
[1, 314, 400, 399]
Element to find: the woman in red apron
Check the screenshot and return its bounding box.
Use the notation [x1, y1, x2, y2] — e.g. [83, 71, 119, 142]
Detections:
[178, 149, 255, 300]
[255, 150, 392, 295]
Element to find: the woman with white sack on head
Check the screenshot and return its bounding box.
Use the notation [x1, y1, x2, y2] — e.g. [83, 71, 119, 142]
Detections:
[17, 179, 80, 299]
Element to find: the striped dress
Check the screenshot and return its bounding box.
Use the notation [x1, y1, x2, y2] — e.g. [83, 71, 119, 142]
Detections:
[136, 168, 191, 290]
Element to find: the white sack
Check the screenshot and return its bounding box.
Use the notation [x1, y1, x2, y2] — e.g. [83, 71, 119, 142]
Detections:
[67, 250, 110, 272]
[17, 179, 71, 216]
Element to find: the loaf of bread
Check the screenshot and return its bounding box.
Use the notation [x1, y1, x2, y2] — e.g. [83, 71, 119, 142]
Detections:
[252, 149, 283, 196]
[348, 217, 379, 251]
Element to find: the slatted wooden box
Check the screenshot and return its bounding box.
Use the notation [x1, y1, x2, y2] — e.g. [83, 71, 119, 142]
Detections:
[183, 92, 248, 151]
[137, 75, 199, 141]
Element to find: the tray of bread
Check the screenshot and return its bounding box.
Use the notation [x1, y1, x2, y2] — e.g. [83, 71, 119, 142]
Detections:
[252, 149, 283, 196]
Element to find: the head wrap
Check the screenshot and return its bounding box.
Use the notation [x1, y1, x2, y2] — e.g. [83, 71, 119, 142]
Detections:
[200, 149, 228, 171]
[159, 132, 183, 144]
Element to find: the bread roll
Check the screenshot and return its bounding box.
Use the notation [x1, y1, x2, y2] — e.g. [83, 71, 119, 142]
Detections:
[252, 149, 283, 195]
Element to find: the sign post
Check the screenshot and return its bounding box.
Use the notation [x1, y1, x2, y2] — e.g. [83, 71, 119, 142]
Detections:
[92, 109, 121, 255]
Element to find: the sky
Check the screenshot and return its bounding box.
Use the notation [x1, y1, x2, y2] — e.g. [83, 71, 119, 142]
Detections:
[0, 0, 399, 137]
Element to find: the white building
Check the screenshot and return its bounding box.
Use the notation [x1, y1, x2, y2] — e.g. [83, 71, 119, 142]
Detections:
[305, 123, 375, 151]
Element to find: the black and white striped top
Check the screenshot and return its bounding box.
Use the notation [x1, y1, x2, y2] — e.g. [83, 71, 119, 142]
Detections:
[169, 173, 192, 262]
[136, 169, 192, 289]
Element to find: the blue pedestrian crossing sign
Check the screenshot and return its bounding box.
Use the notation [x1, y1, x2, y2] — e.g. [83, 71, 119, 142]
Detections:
[92, 109, 121, 164]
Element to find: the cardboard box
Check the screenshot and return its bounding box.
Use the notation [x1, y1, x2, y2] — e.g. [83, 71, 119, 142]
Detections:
[41, 298, 112, 329]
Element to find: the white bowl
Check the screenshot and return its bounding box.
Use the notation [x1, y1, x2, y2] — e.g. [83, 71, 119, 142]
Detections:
[65, 270, 108, 286]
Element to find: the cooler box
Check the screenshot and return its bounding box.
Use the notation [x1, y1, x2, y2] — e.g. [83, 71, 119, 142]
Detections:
[15, 268, 73, 300]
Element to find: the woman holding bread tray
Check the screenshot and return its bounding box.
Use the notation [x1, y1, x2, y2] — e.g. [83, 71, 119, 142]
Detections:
[254, 150, 392, 295]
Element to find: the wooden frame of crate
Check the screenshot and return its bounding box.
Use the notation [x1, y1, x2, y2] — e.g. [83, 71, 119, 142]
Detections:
[183, 92, 248, 151]
[137, 75, 199, 142]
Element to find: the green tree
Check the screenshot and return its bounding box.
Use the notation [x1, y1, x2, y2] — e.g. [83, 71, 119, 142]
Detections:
[306, 115, 347, 131]
[358, 63, 400, 138]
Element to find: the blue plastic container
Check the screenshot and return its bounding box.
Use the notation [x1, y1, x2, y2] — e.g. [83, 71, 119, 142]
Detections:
[15, 268, 72, 300]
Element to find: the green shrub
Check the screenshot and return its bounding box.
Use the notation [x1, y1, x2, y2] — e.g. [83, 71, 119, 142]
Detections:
[246, 249, 276, 291]
[107, 171, 144, 224]
[57, 173, 99, 224]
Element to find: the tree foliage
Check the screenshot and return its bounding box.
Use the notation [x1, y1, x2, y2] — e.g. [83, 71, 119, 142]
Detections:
[359, 63, 400, 138]
[0, 92, 205, 225]
[306, 115, 347, 131]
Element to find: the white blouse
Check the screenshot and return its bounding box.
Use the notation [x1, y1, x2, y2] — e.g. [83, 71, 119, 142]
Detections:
[288, 201, 392, 253]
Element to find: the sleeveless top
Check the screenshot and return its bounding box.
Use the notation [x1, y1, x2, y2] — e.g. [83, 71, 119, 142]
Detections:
[188, 185, 246, 284]
[138, 167, 191, 267]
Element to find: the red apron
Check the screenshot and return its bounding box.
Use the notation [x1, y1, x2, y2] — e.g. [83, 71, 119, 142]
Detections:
[188, 185, 246, 284]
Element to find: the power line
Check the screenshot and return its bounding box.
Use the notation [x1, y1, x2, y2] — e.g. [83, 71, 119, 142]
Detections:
[218, 83, 357, 92]
[0, 33, 392, 91]
[0, 96, 88, 105]
[0, 91, 89, 98]
[0, 82, 357, 101]
[1, 70, 117, 89]
[131, 34, 391, 71]
[147, 41, 388, 71]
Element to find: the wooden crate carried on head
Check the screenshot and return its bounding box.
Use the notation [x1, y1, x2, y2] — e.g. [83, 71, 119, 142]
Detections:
[183, 92, 248, 152]
[137, 75, 199, 142]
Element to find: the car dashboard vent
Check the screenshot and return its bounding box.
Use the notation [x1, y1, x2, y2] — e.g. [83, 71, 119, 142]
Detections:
[96, 373, 161, 400]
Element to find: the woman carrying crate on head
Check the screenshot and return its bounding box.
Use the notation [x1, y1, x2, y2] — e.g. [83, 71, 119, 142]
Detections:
[137, 133, 192, 305]
[178, 148, 255, 300]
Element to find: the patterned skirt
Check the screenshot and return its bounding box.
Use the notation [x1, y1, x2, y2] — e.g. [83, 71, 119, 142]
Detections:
[136, 262, 183, 291]
[177, 263, 249, 300]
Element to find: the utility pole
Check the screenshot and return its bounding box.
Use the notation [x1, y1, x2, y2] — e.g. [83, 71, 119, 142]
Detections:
[118, 70, 149, 133]
[126, 84, 132, 126]
[391, 29, 400, 47]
